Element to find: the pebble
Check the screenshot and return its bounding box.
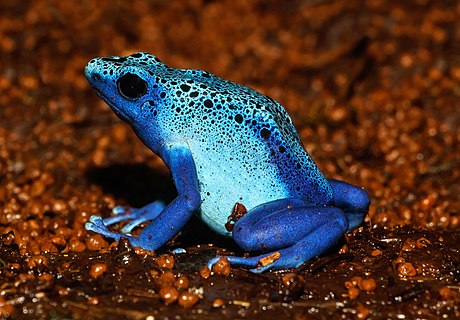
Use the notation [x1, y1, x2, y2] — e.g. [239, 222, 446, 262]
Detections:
[175, 276, 190, 290]
[397, 262, 417, 277]
[159, 286, 179, 305]
[212, 298, 225, 308]
[199, 266, 211, 279]
[89, 263, 108, 278]
[177, 292, 200, 308]
[156, 254, 175, 269]
[85, 234, 110, 251]
[212, 257, 231, 276]
[157, 271, 175, 287]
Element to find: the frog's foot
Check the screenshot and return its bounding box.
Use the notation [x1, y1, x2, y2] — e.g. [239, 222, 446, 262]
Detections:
[98, 201, 165, 234]
[208, 249, 302, 273]
[85, 215, 141, 246]
[208, 255, 265, 273]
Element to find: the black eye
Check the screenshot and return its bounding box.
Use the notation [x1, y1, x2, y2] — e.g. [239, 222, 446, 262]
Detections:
[117, 73, 147, 99]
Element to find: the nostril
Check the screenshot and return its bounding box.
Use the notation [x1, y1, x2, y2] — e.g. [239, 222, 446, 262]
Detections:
[92, 73, 101, 81]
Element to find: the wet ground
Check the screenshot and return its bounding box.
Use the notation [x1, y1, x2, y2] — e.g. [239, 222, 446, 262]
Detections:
[0, 0, 459, 319]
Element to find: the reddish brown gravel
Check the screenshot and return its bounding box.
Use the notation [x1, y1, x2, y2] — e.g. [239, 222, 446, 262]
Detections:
[0, 0, 459, 319]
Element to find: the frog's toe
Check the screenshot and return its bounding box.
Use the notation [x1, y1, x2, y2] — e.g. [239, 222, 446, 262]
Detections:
[112, 205, 128, 215]
[85, 215, 108, 232]
[121, 202, 166, 233]
[85, 215, 123, 240]
[207, 255, 263, 273]
[102, 212, 137, 228]
[88, 215, 104, 225]
[120, 216, 150, 233]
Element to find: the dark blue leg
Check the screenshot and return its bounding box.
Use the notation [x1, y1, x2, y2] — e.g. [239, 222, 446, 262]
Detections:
[208, 198, 348, 272]
[328, 179, 370, 231]
[86, 144, 201, 250]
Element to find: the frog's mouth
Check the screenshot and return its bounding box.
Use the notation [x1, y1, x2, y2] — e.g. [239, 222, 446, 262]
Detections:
[94, 89, 131, 122]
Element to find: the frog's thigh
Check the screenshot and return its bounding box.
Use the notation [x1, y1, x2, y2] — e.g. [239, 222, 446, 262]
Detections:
[233, 199, 348, 252]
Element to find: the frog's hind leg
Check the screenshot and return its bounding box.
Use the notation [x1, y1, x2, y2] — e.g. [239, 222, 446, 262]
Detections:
[96, 201, 165, 234]
[208, 198, 349, 272]
[209, 220, 344, 273]
[328, 179, 370, 232]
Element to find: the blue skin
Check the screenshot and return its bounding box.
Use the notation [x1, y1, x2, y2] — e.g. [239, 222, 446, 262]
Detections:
[84, 52, 370, 272]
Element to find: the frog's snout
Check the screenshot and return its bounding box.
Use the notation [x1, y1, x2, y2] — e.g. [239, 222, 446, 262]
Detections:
[85, 62, 99, 83]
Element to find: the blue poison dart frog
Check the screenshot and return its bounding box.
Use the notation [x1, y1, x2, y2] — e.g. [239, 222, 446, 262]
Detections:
[84, 52, 370, 272]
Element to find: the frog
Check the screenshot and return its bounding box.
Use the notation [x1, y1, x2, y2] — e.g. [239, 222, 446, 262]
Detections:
[84, 52, 370, 272]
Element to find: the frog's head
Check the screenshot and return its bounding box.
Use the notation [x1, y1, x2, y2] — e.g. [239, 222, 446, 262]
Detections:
[85, 52, 176, 151]
[86, 52, 254, 153]
[85, 52, 166, 124]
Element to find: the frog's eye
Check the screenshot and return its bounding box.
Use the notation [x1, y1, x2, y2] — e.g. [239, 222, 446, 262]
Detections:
[117, 73, 147, 100]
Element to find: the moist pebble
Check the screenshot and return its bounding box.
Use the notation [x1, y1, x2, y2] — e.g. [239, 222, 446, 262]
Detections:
[211, 257, 231, 276]
[175, 276, 190, 290]
[89, 263, 108, 278]
[159, 286, 179, 305]
[156, 254, 175, 269]
[177, 292, 200, 308]
[397, 262, 417, 277]
[85, 234, 110, 251]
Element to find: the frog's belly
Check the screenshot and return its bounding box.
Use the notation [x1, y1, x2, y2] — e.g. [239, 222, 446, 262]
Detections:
[195, 163, 289, 236]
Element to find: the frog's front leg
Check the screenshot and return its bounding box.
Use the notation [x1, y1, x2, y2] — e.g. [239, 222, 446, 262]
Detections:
[85, 144, 201, 250]
[209, 198, 350, 272]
